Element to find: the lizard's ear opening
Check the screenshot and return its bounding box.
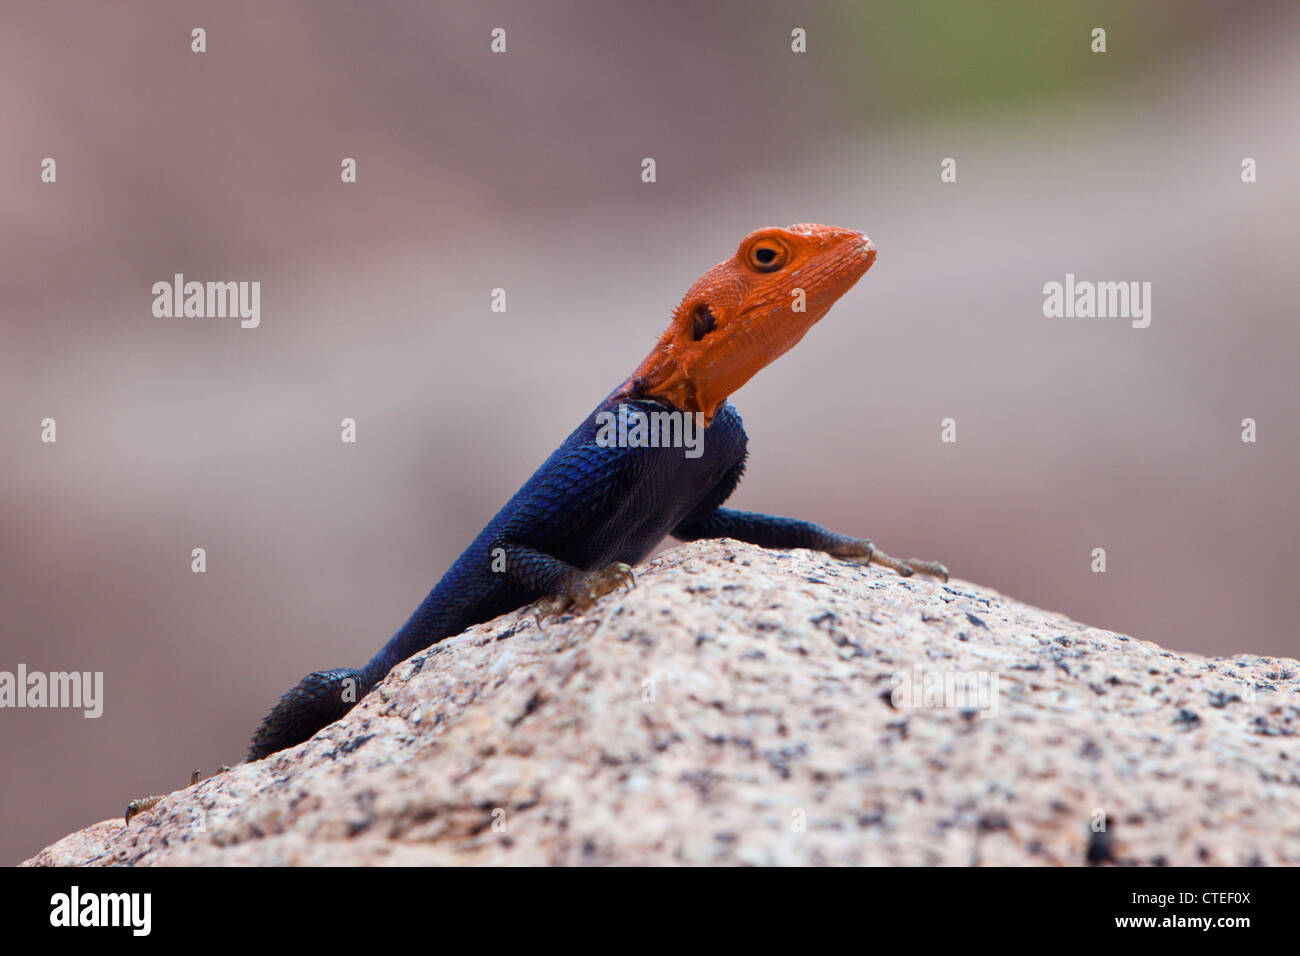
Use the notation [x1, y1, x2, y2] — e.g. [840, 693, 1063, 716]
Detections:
[691, 303, 717, 341]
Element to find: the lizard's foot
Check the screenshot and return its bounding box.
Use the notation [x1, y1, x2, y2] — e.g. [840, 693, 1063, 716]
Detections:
[126, 769, 208, 825]
[837, 539, 949, 583]
[887, 555, 950, 582]
[564, 561, 636, 608]
[532, 562, 636, 626]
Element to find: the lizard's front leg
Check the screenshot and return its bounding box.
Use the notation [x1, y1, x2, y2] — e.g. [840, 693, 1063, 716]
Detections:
[492, 540, 636, 621]
[673, 508, 948, 582]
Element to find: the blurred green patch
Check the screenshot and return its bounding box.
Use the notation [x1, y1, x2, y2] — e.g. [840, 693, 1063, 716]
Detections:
[826, 0, 1226, 114]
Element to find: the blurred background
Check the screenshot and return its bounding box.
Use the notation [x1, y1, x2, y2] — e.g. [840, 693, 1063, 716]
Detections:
[2, 1, 1297, 864]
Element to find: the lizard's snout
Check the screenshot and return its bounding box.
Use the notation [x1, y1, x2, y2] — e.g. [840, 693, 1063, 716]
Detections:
[861, 235, 877, 267]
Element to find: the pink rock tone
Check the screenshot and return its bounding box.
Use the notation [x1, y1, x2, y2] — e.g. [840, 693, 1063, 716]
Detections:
[24, 540, 1300, 866]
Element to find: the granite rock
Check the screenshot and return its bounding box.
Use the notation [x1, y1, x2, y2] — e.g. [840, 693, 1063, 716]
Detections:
[24, 540, 1300, 866]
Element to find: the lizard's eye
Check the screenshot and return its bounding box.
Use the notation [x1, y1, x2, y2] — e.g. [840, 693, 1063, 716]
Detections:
[747, 241, 788, 273]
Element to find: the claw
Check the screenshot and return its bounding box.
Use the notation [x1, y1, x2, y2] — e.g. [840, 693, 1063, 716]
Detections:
[609, 562, 636, 591]
[866, 549, 914, 577]
[532, 596, 567, 628]
[125, 794, 164, 826]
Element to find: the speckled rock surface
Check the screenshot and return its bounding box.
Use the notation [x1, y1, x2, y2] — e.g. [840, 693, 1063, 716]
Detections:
[24, 539, 1300, 866]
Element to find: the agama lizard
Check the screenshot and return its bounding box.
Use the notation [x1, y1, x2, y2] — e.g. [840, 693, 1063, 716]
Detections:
[248, 223, 947, 760]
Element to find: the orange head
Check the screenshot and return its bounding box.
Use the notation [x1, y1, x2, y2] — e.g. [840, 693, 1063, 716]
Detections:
[621, 223, 876, 422]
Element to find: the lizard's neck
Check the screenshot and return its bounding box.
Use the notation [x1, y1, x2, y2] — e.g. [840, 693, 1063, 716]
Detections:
[619, 339, 726, 424]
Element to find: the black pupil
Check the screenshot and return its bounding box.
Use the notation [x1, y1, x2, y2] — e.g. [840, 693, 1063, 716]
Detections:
[755, 247, 777, 264]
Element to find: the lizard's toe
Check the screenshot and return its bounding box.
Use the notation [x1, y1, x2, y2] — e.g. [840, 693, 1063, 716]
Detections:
[834, 538, 876, 566]
[532, 596, 568, 627]
[125, 795, 165, 826]
[903, 558, 949, 582]
[842, 541, 947, 582]
[608, 562, 636, 592]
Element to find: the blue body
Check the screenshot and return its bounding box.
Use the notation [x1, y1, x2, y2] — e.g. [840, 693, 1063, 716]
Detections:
[360, 393, 748, 682]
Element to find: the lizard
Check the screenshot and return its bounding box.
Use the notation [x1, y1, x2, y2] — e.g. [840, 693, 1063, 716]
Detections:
[247, 222, 947, 761]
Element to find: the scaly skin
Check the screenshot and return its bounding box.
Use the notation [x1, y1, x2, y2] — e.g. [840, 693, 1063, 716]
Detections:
[243, 224, 947, 763]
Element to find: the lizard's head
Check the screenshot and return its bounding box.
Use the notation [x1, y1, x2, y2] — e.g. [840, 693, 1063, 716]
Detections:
[624, 223, 876, 422]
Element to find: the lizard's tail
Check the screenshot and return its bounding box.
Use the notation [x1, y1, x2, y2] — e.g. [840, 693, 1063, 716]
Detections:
[247, 667, 372, 761]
